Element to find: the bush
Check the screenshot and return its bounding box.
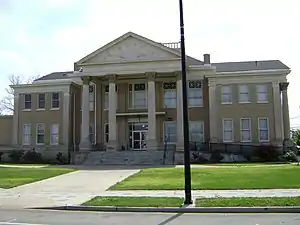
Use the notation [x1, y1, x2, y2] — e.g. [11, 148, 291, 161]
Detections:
[21, 150, 43, 163]
[255, 145, 280, 162]
[282, 150, 299, 163]
[8, 150, 24, 163]
[209, 151, 224, 163]
[56, 152, 67, 164]
[191, 152, 209, 164]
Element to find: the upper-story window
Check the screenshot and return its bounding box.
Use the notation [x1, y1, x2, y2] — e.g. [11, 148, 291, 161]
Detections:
[238, 85, 250, 103]
[129, 83, 147, 109]
[37, 93, 45, 109]
[51, 92, 60, 109]
[24, 94, 31, 109]
[104, 85, 118, 110]
[256, 85, 268, 103]
[188, 80, 203, 107]
[221, 86, 232, 104]
[163, 82, 176, 108]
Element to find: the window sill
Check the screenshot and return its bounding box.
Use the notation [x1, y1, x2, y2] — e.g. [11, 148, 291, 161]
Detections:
[221, 102, 232, 105]
[36, 108, 45, 111]
[22, 109, 31, 112]
[50, 143, 59, 146]
[259, 140, 270, 143]
[188, 105, 204, 108]
[241, 140, 252, 143]
[223, 140, 233, 143]
[50, 108, 60, 111]
[238, 102, 251, 104]
[36, 143, 45, 146]
[257, 101, 268, 104]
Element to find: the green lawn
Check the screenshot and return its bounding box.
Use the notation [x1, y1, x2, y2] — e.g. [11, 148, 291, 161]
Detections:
[83, 196, 183, 207]
[196, 197, 300, 207]
[0, 167, 75, 188]
[0, 163, 50, 166]
[203, 162, 290, 167]
[110, 166, 300, 190]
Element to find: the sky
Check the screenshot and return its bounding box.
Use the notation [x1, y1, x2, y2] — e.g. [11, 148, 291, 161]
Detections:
[0, 0, 299, 127]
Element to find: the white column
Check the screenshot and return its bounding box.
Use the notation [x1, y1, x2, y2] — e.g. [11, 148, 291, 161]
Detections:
[107, 74, 117, 150]
[63, 92, 70, 147]
[12, 92, 19, 146]
[79, 76, 91, 150]
[146, 72, 157, 150]
[208, 79, 218, 142]
[272, 82, 283, 144]
[176, 72, 184, 151]
[280, 82, 292, 145]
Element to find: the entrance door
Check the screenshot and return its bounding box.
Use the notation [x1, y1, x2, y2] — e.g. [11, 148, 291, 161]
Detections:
[132, 131, 148, 150]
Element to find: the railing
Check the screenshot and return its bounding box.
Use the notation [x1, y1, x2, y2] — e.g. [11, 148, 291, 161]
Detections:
[161, 42, 181, 49]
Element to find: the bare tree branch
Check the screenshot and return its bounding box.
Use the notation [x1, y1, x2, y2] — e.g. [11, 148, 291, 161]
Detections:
[0, 74, 40, 114]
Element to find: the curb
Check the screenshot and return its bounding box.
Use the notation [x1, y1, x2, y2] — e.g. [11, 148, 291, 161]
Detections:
[31, 205, 300, 214]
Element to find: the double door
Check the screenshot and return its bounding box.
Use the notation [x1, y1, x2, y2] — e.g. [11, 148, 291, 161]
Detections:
[132, 130, 148, 150]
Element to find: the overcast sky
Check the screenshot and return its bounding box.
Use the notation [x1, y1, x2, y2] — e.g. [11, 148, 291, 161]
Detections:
[0, 0, 299, 126]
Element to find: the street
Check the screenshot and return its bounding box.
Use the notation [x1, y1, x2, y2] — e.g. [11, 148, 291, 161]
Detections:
[0, 209, 299, 225]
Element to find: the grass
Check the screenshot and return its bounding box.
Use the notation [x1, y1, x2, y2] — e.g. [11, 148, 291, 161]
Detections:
[203, 162, 290, 166]
[195, 197, 300, 207]
[0, 162, 50, 166]
[111, 166, 300, 190]
[83, 196, 183, 207]
[0, 167, 75, 188]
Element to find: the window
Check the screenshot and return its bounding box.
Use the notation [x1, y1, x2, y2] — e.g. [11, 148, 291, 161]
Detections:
[189, 121, 204, 142]
[240, 118, 251, 142]
[51, 92, 60, 109]
[89, 85, 95, 111]
[163, 82, 176, 108]
[188, 80, 203, 107]
[104, 123, 109, 143]
[223, 119, 233, 142]
[256, 85, 268, 102]
[129, 83, 147, 109]
[37, 93, 45, 109]
[258, 118, 269, 142]
[22, 124, 31, 145]
[104, 85, 118, 110]
[238, 85, 250, 103]
[163, 121, 177, 143]
[50, 124, 59, 145]
[89, 124, 95, 144]
[24, 94, 31, 109]
[221, 86, 232, 104]
[36, 123, 45, 145]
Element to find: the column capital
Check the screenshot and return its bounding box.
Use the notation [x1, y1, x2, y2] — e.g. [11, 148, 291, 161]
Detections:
[81, 76, 91, 85]
[208, 78, 216, 87]
[280, 82, 289, 91]
[108, 74, 117, 83]
[146, 72, 156, 81]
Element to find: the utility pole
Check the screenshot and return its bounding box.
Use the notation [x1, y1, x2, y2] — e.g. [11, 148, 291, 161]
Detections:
[178, 0, 192, 204]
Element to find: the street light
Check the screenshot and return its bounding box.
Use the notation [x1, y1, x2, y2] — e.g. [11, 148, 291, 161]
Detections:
[178, 0, 192, 204]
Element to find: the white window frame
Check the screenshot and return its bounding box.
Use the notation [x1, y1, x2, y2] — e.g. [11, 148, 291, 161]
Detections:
[256, 84, 268, 103]
[128, 83, 147, 109]
[104, 123, 109, 143]
[51, 92, 60, 109]
[187, 80, 203, 107]
[189, 121, 204, 143]
[104, 85, 118, 110]
[37, 93, 46, 110]
[163, 121, 177, 144]
[163, 82, 176, 108]
[36, 123, 45, 145]
[22, 124, 31, 145]
[221, 86, 232, 104]
[222, 118, 233, 142]
[258, 117, 269, 142]
[50, 124, 59, 145]
[238, 84, 250, 103]
[240, 118, 252, 142]
[24, 94, 32, 109]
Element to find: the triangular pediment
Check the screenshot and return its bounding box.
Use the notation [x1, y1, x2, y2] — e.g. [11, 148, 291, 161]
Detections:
[77, 32, 182, 64]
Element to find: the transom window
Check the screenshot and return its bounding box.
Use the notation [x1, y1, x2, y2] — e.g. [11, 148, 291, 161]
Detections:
[189, 121, 204, 142]
[258, 118, 269, 142]
[188, 80, 203, 107]
[36, 123, 45, 145]
[222, 119, 233, 142]
[163, 121, 177, 143]
[221, 86, 232, 104]
[240, 118, 251, 142]
[129, 83, 147, 109]
[238, 85, 250, 103]
[51, 92, 60, 109]
[24, 94, 31, 109]
[37, 93, 45, 109]
[256, 85, 268, 103]
[163, 82, 176, 108]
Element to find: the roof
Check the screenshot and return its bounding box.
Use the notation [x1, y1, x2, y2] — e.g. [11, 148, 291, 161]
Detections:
[35, 71, 73, 81]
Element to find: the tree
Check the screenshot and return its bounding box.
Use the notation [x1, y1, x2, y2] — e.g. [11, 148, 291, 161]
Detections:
[0, 74, 40, 114]
[292, 129, 300, 146]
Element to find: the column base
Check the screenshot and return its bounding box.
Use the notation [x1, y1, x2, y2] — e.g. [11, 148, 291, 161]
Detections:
[79, 138, 92, 151]
[106, 140, 118, 151]
[147, 139, 157, 150]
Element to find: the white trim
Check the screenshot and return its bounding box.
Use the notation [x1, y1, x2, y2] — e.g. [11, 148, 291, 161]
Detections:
[117, 112, 165, 116]
[36, 123, 45, 145]
[50, 123, 59, 145]
[258, 117, 270, 142]
[22, 124, 31, 146]
[13, 84, 71, 95]
[213, 69, 291, 77]
[163, 121, 177, 144]
[240, 118, 252, 142]
[222, 118, 233, 142]
[94, 84, 97, 143]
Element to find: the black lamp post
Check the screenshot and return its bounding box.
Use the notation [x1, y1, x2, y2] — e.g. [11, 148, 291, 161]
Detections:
[179, 0, 192, 204]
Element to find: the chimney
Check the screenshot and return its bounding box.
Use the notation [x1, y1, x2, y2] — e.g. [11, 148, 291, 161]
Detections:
[204, 54, 210, 65]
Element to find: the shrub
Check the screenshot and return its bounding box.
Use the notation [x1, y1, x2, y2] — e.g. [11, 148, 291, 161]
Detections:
[56, 152, 67, 164]
[255, 145, 280, 162]
[8, 150, 24, 163]
[191, 152, 209, 164]
[21, 150, 43, 163]
[282, 150, 299, 163]
[209, 151, 224, 163]
[0, 152, 3, 162]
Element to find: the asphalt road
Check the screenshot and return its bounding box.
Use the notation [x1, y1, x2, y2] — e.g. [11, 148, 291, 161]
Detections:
[0, 209, 299, 225]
